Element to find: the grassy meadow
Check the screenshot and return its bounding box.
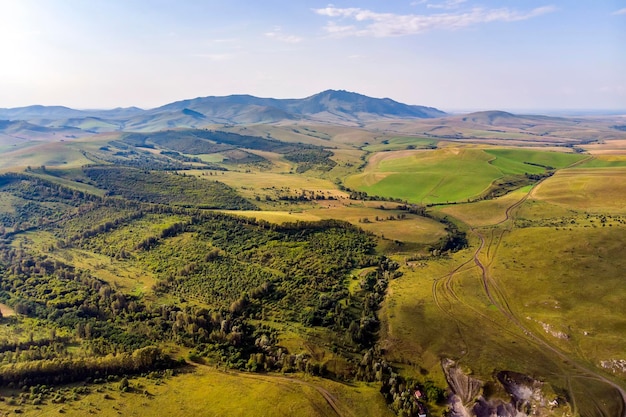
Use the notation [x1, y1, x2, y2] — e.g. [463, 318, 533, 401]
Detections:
[4, 365, 393, 417]
[530, 167, 626, 212]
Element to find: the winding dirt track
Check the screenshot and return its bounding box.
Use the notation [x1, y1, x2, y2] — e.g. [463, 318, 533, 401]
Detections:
[432, 171, 626, 417]
[215, 368, 354, 417]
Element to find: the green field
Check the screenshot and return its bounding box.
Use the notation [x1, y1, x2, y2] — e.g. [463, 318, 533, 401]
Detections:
[345, 147, 586, 204]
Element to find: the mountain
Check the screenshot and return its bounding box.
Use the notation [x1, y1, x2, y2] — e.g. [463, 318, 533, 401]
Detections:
[0, 90, 446, 134]
[289, 90, 445, 119]
[0, 119, 86, 145]
[0, 105, 144, 121]
[152, 89, 445, 125]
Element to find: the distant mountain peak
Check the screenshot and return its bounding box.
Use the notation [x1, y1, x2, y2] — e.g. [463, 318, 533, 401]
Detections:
[0, 90, 446, 132]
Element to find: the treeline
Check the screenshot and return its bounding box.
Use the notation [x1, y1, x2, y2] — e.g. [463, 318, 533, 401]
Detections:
[0, 346, 177, 387]
[430, 217, 468, 254]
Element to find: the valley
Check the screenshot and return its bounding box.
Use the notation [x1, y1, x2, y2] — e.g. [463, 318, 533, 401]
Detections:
[0, 91, 625, 417]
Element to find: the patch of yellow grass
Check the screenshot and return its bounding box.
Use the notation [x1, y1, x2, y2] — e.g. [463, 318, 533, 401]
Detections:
[210, 170, 337, 191]
[531, 167, 626, 213]
[583, 139, 626, 155]
[20, 366, 392, 417]
[224, 204, 446, 245]
[220, 210, 321, 224]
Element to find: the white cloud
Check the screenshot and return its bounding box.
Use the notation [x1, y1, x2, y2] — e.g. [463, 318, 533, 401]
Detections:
[427, 0, 467, 10]
[265, 27, 303, 43]
[613, 7, 626, 15]
[313, 5, 557, 37]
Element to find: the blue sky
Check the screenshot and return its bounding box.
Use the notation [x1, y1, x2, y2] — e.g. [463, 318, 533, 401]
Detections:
[0, 0, 624, 111]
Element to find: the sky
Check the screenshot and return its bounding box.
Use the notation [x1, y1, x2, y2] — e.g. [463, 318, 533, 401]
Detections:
[0, 0, 625, 111]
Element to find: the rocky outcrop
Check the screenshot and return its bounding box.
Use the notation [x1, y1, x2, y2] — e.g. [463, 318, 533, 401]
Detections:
[442, 359, 483, 411]
[443, 360, 569, 417]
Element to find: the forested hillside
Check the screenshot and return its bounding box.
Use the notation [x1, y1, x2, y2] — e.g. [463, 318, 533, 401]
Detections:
[0, 170, 445, 416]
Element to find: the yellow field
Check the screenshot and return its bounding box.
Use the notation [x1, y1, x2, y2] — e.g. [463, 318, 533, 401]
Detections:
[582, 139, 626, 155]
[222, 204, 446, 245]
[531, 167, 626, 212]
[204, 170, 338, 192]
[17, 365, 392, 417]
[220, 210, 321, 224]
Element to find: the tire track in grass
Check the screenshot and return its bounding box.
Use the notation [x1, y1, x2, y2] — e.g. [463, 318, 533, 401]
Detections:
[433, 171, 626, 416]
[214, 368, 356, 417]
[470, 189, 626, 417]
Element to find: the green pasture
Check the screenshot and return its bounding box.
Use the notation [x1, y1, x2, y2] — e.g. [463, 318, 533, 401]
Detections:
[198, 153, 226, 163]
[484, 148, 586, 174]
[345, 147, 586, 205]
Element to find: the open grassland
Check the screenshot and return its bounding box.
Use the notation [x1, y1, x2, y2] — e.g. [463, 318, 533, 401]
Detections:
[575, 153, 626, 167]
[205, 170, 338, 192]
[438, 186, 532, 227]
[345, 147, 586, 204]
[7, 366, 393, 417]
[345, 148, 501, 204]
[484, 148, 586, 173]
[0, 142, 92, 171]
[490, 225, 626, 366]
[223, 124, 343, 148]
[363, 114, 626, 146]
[379, 244, 557, 380]
[273, 123, 381, 147]
[223, 204, 446, 245]
[582, 139, 626, 155]
[531, 167, 626, 212]
[380, 224, 626, 416]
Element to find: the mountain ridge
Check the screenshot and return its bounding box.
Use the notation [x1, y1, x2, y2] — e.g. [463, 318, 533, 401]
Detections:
[0, 90, 446, 133]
